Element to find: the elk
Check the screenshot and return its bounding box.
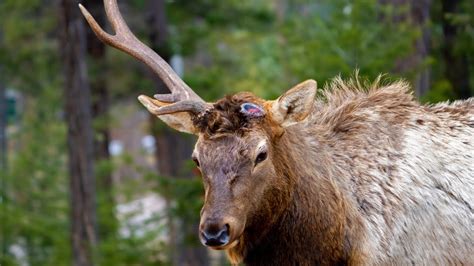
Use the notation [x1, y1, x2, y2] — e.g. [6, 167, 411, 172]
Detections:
[80, 1, 474, 265]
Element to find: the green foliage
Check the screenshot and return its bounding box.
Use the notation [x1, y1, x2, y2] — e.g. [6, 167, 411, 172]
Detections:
[92, 155, 171, 266]
[0, 0, 59, 96]
[426, 0, 474, 101]
[168, 0, 420, 101]
[421, 79, 456, 103]
[1, 86, 69, 265]
[282, 0, 418, 81]
[1, 1, 68, 264]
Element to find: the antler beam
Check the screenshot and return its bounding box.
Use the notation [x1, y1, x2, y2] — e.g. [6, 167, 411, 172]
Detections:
[79, 0, 210, 115]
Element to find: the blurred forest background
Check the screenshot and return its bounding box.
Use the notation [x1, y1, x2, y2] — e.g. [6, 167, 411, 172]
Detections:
[0, 0, 472, 265]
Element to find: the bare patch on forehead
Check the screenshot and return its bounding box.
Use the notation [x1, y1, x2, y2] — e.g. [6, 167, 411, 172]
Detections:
[240, 103, 265, 118]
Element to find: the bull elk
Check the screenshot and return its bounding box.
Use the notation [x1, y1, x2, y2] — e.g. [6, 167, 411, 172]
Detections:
[80, 1, 474, 265]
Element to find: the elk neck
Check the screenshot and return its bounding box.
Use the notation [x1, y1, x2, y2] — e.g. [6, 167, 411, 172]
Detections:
[232, 124, 363, 265]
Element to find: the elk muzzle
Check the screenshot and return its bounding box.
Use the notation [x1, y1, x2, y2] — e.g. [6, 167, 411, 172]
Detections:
[199, 211, 245, 249]
[200, 221, 230, 247]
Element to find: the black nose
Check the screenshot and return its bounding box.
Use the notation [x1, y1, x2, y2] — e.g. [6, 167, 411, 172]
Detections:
[201, 223, 230, 247]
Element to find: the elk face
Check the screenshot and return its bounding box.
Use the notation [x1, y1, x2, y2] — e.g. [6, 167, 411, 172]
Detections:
[80, 0, 316, 251]
[139, 80, 316, 250]
[191, 80, 316, 249]
[193, 129, 274, 248]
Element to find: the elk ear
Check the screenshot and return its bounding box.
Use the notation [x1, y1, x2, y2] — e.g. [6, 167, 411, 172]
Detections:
[269, 79, 317, 127]
[138, 95, 198, 134]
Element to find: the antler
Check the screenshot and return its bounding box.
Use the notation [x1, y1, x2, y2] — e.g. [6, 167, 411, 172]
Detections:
[79, 0, 210, 115]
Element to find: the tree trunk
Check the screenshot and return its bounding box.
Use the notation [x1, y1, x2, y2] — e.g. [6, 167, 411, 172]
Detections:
[59, 1, 97, 265]
[379, 0, 432, 97]
[147, 1, 209, 265]
[411, 0, 432, 97]
[85, 0, 116, 243]
[0, 67, 5, 173]
[441, 0, 471, 99]
[86, 0, 110, 167]
[0, 60, 7, 260]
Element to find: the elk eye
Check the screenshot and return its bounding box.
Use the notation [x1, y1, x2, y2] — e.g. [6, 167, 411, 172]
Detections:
[255, 151, 267, 165]
[192, 157, 200, 167]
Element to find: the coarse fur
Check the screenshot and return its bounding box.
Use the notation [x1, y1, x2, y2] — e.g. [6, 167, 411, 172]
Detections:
[191, 76, 473, 265]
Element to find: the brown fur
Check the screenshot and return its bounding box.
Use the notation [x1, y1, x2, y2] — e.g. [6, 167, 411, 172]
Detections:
[192, 93, 267, 136]
[188, 77, 473, 265]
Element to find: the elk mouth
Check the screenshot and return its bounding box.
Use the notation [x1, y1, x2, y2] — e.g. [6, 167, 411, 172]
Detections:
[209, 239, 240, 250]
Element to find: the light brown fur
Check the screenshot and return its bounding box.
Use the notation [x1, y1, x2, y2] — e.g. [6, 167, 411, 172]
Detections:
[159, 77, 474, 265]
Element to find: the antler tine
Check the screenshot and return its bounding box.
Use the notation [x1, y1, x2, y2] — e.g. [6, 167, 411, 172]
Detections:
[79, 0, 204, 104]
[138, 95, 210, 116]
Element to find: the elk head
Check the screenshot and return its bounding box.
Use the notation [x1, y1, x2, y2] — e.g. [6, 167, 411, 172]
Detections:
[80, 0, 316, 250]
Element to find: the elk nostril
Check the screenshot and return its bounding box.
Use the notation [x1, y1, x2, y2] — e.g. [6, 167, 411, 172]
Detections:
[201, 223, 230, 247]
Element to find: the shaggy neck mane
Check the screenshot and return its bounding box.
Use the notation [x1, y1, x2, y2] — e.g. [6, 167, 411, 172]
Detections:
[228, 77, 426, 264]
